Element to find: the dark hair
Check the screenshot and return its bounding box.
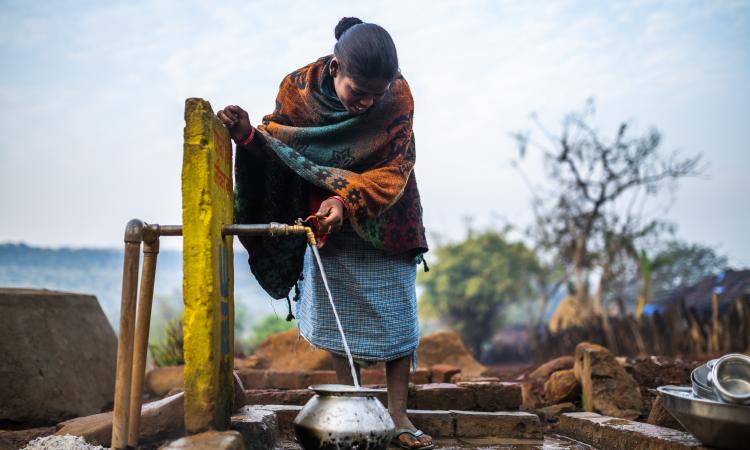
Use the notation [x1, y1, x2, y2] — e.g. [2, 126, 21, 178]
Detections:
[333, 17, 399, 82]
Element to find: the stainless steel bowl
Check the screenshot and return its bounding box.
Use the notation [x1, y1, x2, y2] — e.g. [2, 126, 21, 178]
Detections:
[691, 364, 718, 400]
[711, 354, 750, 405]
[658, 386, 750, 449]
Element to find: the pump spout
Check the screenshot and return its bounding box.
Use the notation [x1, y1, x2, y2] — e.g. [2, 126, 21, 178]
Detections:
[222, 222, 316, 245]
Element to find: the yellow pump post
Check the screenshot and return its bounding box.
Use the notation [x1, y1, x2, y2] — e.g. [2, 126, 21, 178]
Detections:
[181, 98, 235, 433]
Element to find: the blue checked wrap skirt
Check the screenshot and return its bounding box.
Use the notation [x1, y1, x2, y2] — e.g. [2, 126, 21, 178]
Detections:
[296, 221, 420, 362]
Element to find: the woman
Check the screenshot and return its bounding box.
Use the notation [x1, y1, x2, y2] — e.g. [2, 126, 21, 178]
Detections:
[218, 17, 432, 449]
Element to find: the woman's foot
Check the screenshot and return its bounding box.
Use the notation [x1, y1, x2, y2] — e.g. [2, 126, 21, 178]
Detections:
[389, 412, 433, 449]
[385, 355, 433, 448]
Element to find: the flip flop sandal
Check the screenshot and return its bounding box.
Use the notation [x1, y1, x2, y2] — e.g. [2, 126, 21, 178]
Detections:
[391, 428, 434, 450]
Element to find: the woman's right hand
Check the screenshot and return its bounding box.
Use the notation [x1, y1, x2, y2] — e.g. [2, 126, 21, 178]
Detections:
[217, 105, 253, 144]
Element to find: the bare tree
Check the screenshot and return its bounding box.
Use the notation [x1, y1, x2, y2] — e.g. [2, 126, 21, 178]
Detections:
[513, 100, 703, 350]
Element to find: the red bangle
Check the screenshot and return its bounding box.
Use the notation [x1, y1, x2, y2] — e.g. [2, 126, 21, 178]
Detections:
[239, 127, 256, 145]
[329, 195, 348, 215]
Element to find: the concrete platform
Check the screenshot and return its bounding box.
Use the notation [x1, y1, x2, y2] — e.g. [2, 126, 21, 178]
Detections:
[270, 434, 594, 449]
[558, 412, 709, 450]
[233, 405, 544, 447]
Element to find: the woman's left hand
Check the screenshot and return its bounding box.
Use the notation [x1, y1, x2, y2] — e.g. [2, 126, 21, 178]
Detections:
[217, 105, 253, 143]
[314, 198, 345, 246]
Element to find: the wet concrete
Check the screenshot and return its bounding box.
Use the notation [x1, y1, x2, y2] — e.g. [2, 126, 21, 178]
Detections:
[273, 434, 597, 449]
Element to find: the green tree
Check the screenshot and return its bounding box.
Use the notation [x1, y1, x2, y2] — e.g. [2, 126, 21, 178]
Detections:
[418, 229, 543, 356]
[149, 316, 184, 367]
[649, 240, 728, 299]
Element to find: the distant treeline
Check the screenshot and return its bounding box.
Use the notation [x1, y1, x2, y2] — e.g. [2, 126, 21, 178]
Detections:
[0, 243, 281, 332]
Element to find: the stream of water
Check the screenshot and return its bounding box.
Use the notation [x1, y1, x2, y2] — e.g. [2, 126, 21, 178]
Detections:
[310, 245, 361, 388]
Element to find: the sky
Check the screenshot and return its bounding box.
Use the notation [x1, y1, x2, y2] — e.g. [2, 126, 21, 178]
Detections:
[1, 0, 749, 265]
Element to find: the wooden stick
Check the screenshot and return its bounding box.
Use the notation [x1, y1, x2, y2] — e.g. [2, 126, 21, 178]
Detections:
[711, 293, 720, 354]
[127, 239, 159, 448]
[111, 229, 142, 450]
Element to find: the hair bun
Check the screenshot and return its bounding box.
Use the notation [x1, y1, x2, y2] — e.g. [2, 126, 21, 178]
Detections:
[335, 17, 363, 40]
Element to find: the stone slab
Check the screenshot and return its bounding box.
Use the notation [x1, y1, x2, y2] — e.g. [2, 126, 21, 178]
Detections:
[230, 407, 277, 450]
[247, 405, 303, 438]
[159, 430, 244, 449]
[182, 98, 235, 432]
[559, 412, 709, 450]
[55, 392, 184, 447]
[406, 410, 455, 438]
[0, 426, 56, 450]
[0, 289, 116, 425]
[536, 402, 577, 423]
[452, 410, 542, 439]
[240, 405, 543, 441]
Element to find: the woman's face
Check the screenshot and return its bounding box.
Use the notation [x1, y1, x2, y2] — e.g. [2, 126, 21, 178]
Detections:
[330, 58, 390, 115]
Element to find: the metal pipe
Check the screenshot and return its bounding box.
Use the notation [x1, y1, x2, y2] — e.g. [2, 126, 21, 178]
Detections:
[111, 219, 144, 450]
[126, 238, 159, 448]
[107, 218, 313, 449]
[137, 223, 316, 245]
[222, 223, 316, 246]
[143, 224, 182, 238]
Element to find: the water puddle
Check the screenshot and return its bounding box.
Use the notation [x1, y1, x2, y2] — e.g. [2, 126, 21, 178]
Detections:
[310, 245, 360, 388]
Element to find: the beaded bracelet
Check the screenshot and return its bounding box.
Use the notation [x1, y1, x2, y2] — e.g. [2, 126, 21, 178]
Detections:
[238, 127, 256, 146]
[328, 195, 348, 215]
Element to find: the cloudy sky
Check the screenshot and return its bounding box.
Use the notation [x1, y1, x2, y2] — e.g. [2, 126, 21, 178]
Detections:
[1, 0, 749, 265]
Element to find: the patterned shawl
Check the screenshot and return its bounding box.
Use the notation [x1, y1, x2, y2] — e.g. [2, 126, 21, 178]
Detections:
[235, 55, 428, 299]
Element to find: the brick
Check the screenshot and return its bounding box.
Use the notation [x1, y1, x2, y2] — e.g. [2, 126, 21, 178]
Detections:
[361, 369, 386, 385]
[265, 370, 308, 389]
[244, 389, 312, 406]
[236, 369, 271, 390]
[406, 410, 455, 438]
[430, 364, 461, 383]
[452, 410, 542, 439]
[230, 407, 277, 450]
[559, 412, 708, 450]
[306, 371, 338, 386]
[414, 383, 475, 411]
[456, 381, 522, 411]
[410, 368, 431, 385]
[407, 384, 418, 409]
[146, 365, 184, 396]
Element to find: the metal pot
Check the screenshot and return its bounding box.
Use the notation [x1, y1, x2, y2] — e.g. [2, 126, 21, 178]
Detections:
[293, 384, 395, 450]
